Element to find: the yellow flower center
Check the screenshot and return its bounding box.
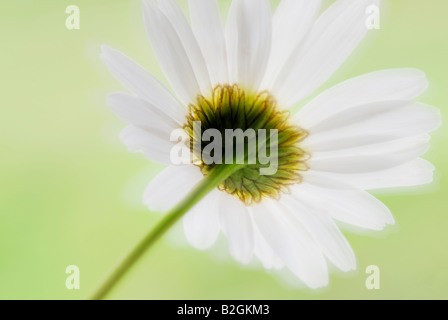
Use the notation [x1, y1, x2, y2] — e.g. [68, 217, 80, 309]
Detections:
[184, 84, 309, 205]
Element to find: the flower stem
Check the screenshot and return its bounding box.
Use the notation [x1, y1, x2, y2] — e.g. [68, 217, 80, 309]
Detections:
[90, 164, 241, 300]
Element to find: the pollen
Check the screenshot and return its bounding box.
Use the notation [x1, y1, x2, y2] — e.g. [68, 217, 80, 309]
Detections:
[184, 84, 310, 205]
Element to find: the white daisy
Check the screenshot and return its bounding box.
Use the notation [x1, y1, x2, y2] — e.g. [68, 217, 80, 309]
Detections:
[100, 0, 441, 289]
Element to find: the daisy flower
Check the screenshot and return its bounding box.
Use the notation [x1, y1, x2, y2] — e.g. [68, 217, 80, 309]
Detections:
[98, 0, 441, 293]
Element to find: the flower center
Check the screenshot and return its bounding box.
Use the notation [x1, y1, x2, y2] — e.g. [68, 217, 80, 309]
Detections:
[184, 84, 309, 205]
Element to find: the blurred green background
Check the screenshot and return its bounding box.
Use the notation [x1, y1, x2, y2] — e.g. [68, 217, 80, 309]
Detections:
[0, 0, 447, 300]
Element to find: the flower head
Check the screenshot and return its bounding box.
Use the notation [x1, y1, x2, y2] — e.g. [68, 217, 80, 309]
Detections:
[184, 84, 310, 204]
[101, 0, 441, 288]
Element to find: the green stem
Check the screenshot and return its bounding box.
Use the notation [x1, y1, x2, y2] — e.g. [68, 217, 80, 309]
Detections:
[90, 164, 241, 300]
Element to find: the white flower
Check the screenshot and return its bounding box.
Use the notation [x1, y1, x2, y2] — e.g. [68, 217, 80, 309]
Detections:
[100, 0, 441, 288]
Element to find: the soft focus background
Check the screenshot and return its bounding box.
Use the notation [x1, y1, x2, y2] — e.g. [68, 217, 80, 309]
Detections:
[1, 0, 447, 300]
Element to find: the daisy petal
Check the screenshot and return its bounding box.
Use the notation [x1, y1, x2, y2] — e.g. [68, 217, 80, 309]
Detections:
[296, 69, 430, 128]
[143, 165, 203, 212]
[189, 0, 228, 86]
[158, 0, 212, 96]
[219, 194, 254, 264]
[183, 190, 221, 250]
[142, 0, 200, 105]
[226, 0, 271, 90]
[250, 212, 284, 270]
[252, 200, 329, 289]
[302, 101, 441, 152]
[308, 158, 435, 190]
[308, 135, 430, 173]
[107, 92, 179, 135]
[120, 125, 176, 165]
[274, 0, 380, 108]
[296, 173, 394, 230]
[262, 0, 322, 88]
[100, 45, 186, 123]
[282, 194, 356, 271]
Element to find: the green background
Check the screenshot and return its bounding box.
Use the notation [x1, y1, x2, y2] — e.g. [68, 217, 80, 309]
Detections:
[1, 0, 447, 299]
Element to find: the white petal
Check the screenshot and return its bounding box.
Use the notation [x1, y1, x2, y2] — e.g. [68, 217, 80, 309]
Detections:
[226, 0, 272, 90]
[296, 69, 429, 128]
[309, 158, 435, 190]
[295, 173, 394, 230]
[189, 0, 228, 86]
[250, 213, 284, 270]
[100, 45, 186, 124]
[308, 135, 430, 173]
[262, 0, 322, 89]
[120, 125, 176, 165]
[274, 0, 380, 108]
[107, 92, 179, 135]
[252, 200, 329, 289]
[183, 190, 221, 250]
[282, 194, 356, 271]
[158, 0, 212, 96]
[302, 101, 441, 152]
[142, 0, 200, 105]
[219, 194, 254, 264]
[143, 165, 203, 212]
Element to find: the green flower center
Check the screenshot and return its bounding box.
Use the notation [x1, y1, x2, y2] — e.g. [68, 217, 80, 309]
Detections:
[184, 84, 309, 205]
